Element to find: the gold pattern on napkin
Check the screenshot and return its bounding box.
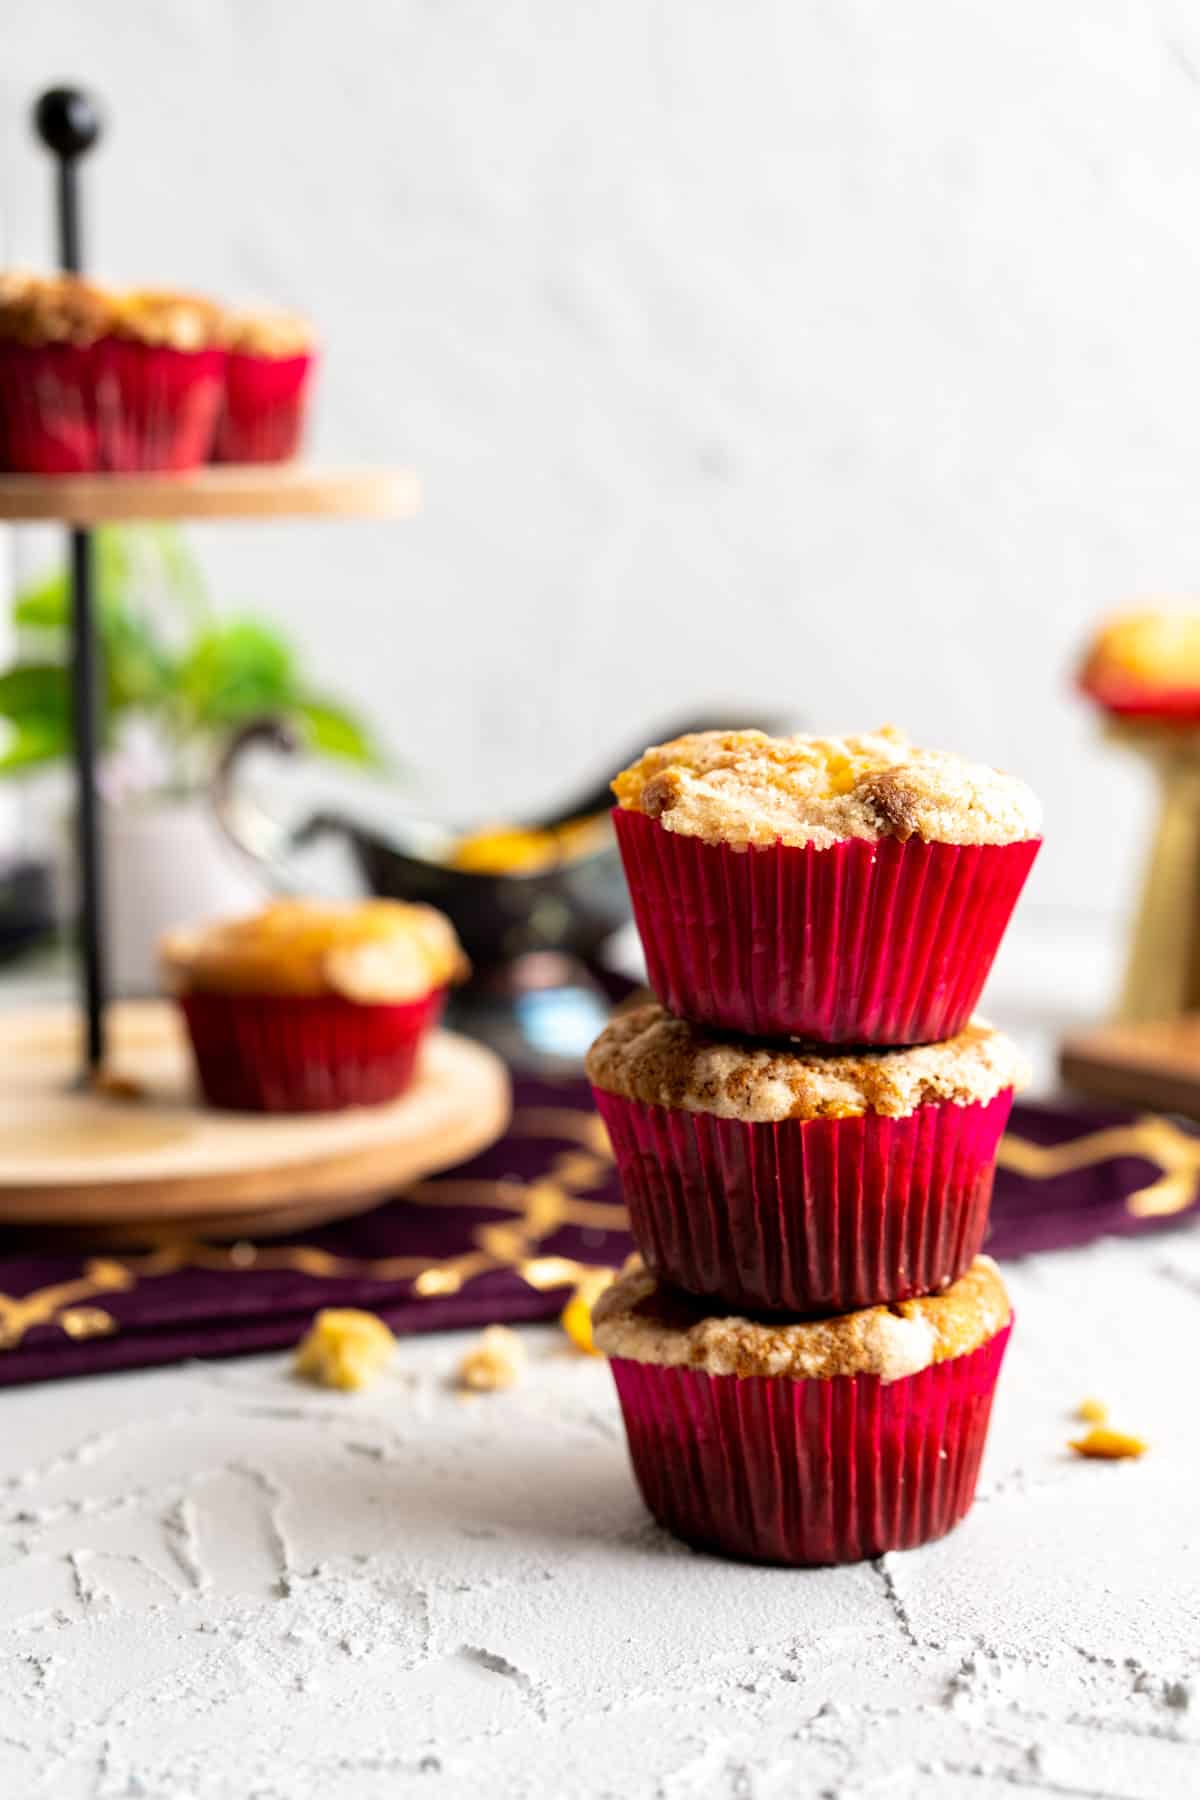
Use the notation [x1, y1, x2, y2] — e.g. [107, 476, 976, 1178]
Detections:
[3, 1108, 1196, 1352]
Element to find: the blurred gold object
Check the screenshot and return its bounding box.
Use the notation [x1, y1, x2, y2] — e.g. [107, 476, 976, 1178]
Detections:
[1112, 726, 1200, 1020]
[446, 813, 610, 876]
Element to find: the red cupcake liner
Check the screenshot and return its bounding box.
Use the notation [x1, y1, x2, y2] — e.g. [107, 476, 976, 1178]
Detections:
[610, 1322, 1011, 1565]
[212, 350, 315, 463]
[614, 809, 1040, 1045]
[0, 339, 224, 473]
[592, 1087, 1013, 1315]
[178, 987, 444, 1113]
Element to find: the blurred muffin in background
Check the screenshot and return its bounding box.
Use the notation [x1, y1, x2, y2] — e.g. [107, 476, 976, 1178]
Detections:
[161, 898, 468, 1113]
[212, 306, 317, 463]
[0, 271, 224, 472]
[1078, 609, 1200, 725]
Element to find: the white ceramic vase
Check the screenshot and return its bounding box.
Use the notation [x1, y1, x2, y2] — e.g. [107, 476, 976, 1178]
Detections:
[58, 793, 269, 997]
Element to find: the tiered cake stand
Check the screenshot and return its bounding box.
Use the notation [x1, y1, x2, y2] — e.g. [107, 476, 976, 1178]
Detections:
[0, 89, 509, 1238]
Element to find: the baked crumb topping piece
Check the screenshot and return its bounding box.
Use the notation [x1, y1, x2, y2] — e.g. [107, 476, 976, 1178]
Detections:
[222, 305, 315, 357]
[160, 899, 468, 1004]
[457, 1325, 526, 1391]
[613, 725, 1041, 851]
[1069, 1426, 1147, 1461]
[294, 1308, 395, 1390]
[593, 1256, 1011, 1384]
[587, 1003, 1028, 1123]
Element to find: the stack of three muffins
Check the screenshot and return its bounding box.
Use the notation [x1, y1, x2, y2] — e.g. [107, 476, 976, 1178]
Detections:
[585, 728, 1042, 1566]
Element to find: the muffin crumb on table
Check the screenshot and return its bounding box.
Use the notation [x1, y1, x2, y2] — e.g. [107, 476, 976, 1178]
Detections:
[457, 1325, 526, 1392]
[294, 1309, 396, 1390]
[1069, 1426, 1148, 1461]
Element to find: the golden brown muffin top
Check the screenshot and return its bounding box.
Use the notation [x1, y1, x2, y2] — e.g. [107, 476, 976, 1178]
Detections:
[0, 271, 113, 346]
[1079, 609, 1200, 697]
[586, 1003, 1028, 1123]
[116, 288, 223, 349]
[613, 725, 1041, 851]
[0, 272, 222, 350]
[160, 899, 468, 1003]
[222, 305, 316, 357]
[592, 1256, 1011, 1383]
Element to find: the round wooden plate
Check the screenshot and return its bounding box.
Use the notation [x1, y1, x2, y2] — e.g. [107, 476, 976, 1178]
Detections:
[0, 1002, 510, 1239]
[0, 464, 421, 525]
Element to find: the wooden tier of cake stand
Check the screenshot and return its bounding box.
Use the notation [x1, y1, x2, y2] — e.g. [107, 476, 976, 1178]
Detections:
[0, 464, 421, 524]
[0, 1003, 510, 1242]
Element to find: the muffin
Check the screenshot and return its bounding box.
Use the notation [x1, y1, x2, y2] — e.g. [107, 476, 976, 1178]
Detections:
[0, 272, 224, 473]
[588, 1003, 1026, 1315]
[612, 726, 1042, 1044]
[160, 899, 468, 1112]
[212, 306, 317, 464]
[1078, 609, 1200, 726]
[594, 1255, 1012, 1566]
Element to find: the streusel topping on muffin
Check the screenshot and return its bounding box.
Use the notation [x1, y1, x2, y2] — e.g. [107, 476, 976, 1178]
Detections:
[0, 274, 221, 350]
[222, 306, 315, 357]
[160, 900, 468, 1003]
[0, 271, 115, 346]
[613, 726, 1041, 850]
[113, 289, 223, 350]
[593, 1256, 1010, 1383]
[587, 1003, 1028, 1123]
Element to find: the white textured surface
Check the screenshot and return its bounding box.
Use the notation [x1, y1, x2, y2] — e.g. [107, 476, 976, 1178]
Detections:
[0, 920, 1194, 1796]
[0, 3, 1195, 920]
[0, 1230, 1197, 1800]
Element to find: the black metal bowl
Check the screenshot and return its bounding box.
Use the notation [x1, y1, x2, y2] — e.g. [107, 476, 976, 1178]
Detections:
[295, 808, 628, 972]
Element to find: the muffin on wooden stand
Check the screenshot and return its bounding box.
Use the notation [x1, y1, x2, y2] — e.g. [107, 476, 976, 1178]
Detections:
[213, 305, 317, 464]
[0, 272, 224, 472]
[161, 899, 467, 1113]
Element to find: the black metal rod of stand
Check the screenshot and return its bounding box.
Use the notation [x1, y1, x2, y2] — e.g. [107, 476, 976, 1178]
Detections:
[33, 87, 106, 1072]
[68, 529, 106, 1068]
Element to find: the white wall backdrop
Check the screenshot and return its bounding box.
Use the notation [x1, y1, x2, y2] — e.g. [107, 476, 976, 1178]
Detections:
[5, 0, 1200, 927]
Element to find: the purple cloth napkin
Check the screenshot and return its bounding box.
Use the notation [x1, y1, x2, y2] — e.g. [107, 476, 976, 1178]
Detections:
[0, 1081, 1196, 1387]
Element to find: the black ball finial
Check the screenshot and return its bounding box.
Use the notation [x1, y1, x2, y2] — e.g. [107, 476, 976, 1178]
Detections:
[33, 87, 103, 159]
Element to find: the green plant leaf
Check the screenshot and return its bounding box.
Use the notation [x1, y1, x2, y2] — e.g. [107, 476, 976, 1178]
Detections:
[175, 620, 301, 728]
[0, 663, 71, 723]
[294, 697, 384, 766]
[0, 717, 70, 774]
[12, 564, 70, 632]
[5, 529, 381, 780]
